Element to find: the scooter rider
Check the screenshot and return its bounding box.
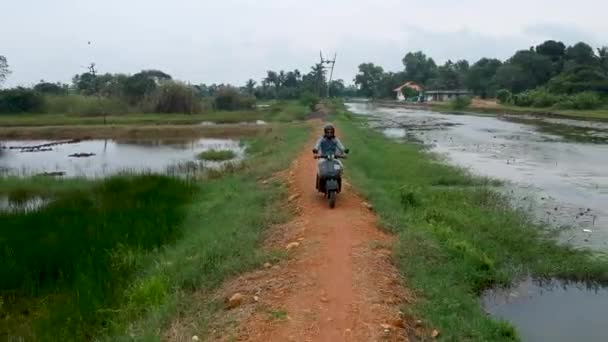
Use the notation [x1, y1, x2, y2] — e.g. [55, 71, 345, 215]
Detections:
[312, 124, 347, 158]
[313, 124, 348, 190]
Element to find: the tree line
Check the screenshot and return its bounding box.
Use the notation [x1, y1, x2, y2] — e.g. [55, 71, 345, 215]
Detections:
[354, 40, 608, 109]
[0, 56, 360, 114]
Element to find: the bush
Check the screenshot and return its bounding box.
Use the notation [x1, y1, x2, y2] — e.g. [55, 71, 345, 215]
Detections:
[512, 92, 534, 107]
[450, 96, 472, 110]
[0, 88, 45, 113]
[495, 89, 512, 104]
[214, 87, 256, 111]
[300, 92, 320, 111]
[557, 92, 603, 110]
[528, 89, 562, 108]
[151, 81, 203, 114]
[43, 94, 130, 115]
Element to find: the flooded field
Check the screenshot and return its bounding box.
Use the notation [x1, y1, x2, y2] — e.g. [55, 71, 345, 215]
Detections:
[346, 102, 608, 252]
[346, 102, 608, 340]
[483, 278, 608, 342]
[0, 138, 243, 177]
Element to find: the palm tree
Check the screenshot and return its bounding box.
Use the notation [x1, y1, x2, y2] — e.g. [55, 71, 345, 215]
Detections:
[245, 79, 256, 95]
[310, 63, 326, 97]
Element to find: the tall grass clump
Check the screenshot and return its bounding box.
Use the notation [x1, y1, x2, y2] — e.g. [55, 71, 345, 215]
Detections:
[43, 94, 131, 115]
[214, 87, 256, 111]
[0, 175, 193, 340]
[149, 81, 203, 114]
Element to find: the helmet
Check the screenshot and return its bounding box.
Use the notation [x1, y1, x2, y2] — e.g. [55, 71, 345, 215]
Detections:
[323, 124, 335, 138]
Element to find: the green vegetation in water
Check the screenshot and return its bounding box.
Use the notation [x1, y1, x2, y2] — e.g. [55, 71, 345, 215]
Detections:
[336, 108, 608, 341]
[196, 149, 237, 161]
[0, 175, 194, 341]
[432, 101, 608, 121]
[503, 117, 608, 144]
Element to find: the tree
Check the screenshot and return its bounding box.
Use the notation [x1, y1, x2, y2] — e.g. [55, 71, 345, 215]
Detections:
[466, 58, 502, 98]
[123, 70, 171, 103]
[430, 60, 468, 90]
[0, 56, 10, 87]
[547, 65, 608, 94]
[492, 64, 530, 93]
[34, 81, 67, 95]
[308, 63, 326, 97]
[354, 63, 384, 98]
[402, 51, 437, 85]
[328, 79, 345, 97]
[245, 79, 256, 95]
[264, 71, 280, 90]
[565, 42, 597, 66]
[536, 40, 566, 62]
[508, 50, 554, 89]
[598, 47, 608, 75]
[72, 72, 98, 95]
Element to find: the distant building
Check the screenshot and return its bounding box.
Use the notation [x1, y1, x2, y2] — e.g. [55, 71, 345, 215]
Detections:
[424, 90, 472, 102]
[393, 82, 424, 101]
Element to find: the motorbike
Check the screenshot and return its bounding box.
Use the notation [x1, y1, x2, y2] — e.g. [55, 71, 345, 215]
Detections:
[313, 149, 348, 208]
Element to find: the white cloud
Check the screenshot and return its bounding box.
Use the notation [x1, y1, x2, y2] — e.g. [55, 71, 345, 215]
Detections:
[1, 0, 606, 87]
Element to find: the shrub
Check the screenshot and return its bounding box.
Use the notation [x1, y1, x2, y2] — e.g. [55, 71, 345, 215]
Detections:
[152, 81, 203, 114]
[450, 96, 472, 110]
[214, 87, 255, 111]
[528, 89, 562, 108]
[512, 92, 534, 107]
[495, 89, 512, 104]
[557, 92, 603, 110]
[0, 88, 45, 113]
[299, 92, 320, 111]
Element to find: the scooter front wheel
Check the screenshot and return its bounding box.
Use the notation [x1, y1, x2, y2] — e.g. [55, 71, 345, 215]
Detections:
[328, 191, 337, 208]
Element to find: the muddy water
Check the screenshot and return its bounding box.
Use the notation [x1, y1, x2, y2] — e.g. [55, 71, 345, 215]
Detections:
[346, 102, 608, 252]
[483, 278, 608, 342]
[0, 138, 243, 177]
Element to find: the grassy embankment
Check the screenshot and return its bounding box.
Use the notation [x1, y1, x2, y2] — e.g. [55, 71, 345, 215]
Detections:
[335, 107, 608, 341]
[431, 101, 608, 121]
[0, 101, 308, 128]
[0, 122, 310, 341]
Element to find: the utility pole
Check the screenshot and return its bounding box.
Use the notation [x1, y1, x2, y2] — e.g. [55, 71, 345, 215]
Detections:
[320, 51, 337, 98]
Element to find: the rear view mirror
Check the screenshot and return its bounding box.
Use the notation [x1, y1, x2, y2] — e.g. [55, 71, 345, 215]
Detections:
[312, 149, 319, 154]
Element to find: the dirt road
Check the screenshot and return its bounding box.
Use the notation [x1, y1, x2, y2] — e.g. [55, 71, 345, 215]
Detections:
[171, 126, 414, 341]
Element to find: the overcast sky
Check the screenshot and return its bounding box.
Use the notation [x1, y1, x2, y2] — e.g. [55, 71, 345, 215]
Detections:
[1, 0, 606, 87]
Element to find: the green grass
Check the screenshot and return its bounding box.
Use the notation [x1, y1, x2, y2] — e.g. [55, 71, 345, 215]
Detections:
[196, 149, 237, 161]
[336, 109, 608, 341]
[0, 175, 194, 341]
[100, 123, 310, 341]
[0, 101, 309, 127]
[0, 119, 309, 341]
